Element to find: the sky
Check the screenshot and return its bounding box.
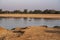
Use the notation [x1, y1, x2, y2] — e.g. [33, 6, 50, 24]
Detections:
[0, 0, 60, 11]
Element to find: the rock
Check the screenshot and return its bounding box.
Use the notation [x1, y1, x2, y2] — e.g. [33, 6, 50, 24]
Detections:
[11, 27, 28, 31]
[11, 27, 25, 37]
[11, 27, 21, 31]
[21, 27, 28, 29]
[40, 25, 48, 28]
[53, 26, 60, 28]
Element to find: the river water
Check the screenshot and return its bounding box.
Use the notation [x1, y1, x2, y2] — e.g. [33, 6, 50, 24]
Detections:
[0, 18, 60, 29]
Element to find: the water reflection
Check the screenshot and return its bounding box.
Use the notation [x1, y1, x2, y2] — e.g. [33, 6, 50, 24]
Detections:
[0, 18, 60, 29]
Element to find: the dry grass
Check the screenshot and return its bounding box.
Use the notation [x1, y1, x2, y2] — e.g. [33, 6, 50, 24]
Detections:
[18, 26, 60, 40]
[0, 26, 60, 40]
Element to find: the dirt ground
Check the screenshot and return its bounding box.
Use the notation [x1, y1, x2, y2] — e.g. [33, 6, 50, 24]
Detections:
[0, 26, 60, 40]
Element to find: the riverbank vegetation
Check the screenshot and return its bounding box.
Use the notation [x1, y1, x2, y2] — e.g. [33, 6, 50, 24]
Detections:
[0, 9, 60, 14]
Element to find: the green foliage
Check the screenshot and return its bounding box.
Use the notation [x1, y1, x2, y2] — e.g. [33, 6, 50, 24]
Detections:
[23, 9, 28, 13]
[0, 9, 2, 13]
[48, 10, 56, 14]
[0, 9, 60, 14]
[43, 9, 49, 13]
[29, 10, 33, 13]
[33, 10, 42, 14]
[0, 9, 2, 12]
[13, 10, 22, 13]
[55, 11, 60, 14]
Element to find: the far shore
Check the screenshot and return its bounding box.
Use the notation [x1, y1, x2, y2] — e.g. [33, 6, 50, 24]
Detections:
[0, 14, 60, 19]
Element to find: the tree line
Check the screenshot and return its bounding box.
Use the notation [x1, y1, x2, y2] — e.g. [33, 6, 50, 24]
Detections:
[0, 9, 60, 14]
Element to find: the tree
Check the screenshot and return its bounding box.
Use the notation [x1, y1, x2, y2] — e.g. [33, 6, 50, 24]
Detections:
[43, 9, 56, 14]
[33, 10, 42, 14]
[29, 10, 33, 13]
[23, 9, 28, 13]
[2, 10, 10, 13]
[13, 10, 22, 13]
[48, 10, 56, 14]
[55, 11, 60, 14]
[0, 9, 2, 13]
[43, 9, 49, 13]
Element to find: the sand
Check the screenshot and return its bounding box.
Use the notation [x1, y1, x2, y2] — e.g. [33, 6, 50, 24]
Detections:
[0, 26, 60, 40]
[0, 14, 60, 18]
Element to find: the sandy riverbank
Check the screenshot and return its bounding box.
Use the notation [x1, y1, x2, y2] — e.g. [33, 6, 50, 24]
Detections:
[0, 26, 60, 40]
[0, 14, 60, 18]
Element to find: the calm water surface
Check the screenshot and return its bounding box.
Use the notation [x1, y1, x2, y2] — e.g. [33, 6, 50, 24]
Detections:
[0, 18, 60, 29]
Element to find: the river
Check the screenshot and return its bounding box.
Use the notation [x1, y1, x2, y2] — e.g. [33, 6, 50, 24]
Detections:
[0, 18, 60, 29]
